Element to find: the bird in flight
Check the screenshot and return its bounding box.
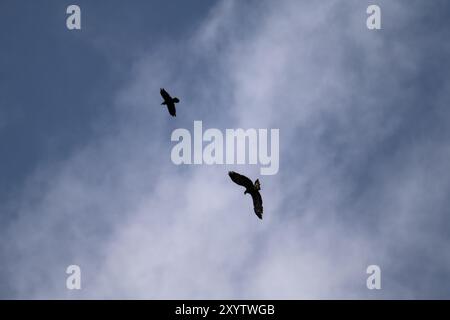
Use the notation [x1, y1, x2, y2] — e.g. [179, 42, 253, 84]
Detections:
[160, 88, 180, 117]
[228, 171, 263, 219]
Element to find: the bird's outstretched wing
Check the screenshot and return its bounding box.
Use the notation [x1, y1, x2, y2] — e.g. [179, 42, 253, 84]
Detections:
[167, 103, 176, 117]
[160, 88, 172, 101]
[228, 171, 253, 189]
[249, 190, 263, 219]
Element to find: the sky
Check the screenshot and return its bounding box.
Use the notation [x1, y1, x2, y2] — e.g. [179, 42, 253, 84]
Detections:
[1, 0, 450, 299]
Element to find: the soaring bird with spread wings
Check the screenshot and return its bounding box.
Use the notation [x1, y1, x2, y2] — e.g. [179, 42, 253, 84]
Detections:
[228, 171, 263, 219]
[160, 88, 180, 117]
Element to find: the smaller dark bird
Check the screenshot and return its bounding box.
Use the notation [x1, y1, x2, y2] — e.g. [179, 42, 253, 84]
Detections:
[160, 88, 180, 117]
[228, 171, 263, 219]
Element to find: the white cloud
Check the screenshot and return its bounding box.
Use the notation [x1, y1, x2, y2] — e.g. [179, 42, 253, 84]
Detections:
[2, 0, 450, 299]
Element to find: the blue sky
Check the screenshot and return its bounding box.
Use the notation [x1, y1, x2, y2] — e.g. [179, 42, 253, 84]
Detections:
[1, 0, 450, 299]
[0, 0, 214, 206]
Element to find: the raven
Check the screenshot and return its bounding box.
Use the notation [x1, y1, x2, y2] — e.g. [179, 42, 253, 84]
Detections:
[228, 171, 263, 219]
[160, 88, 180, 117]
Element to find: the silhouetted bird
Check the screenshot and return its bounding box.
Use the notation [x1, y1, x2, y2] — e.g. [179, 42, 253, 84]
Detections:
[160, 88, 180, 117]
[228, 171, 263, 219]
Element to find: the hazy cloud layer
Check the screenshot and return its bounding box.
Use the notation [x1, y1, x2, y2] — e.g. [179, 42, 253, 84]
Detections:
[1, 0, 450, 298]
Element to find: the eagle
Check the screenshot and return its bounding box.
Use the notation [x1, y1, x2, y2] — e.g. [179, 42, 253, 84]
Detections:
[160, 88, 180, 117]
[228, 171, 263, 219]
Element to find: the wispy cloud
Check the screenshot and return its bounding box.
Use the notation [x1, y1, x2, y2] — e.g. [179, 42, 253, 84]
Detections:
[2, 0, 450, 299]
